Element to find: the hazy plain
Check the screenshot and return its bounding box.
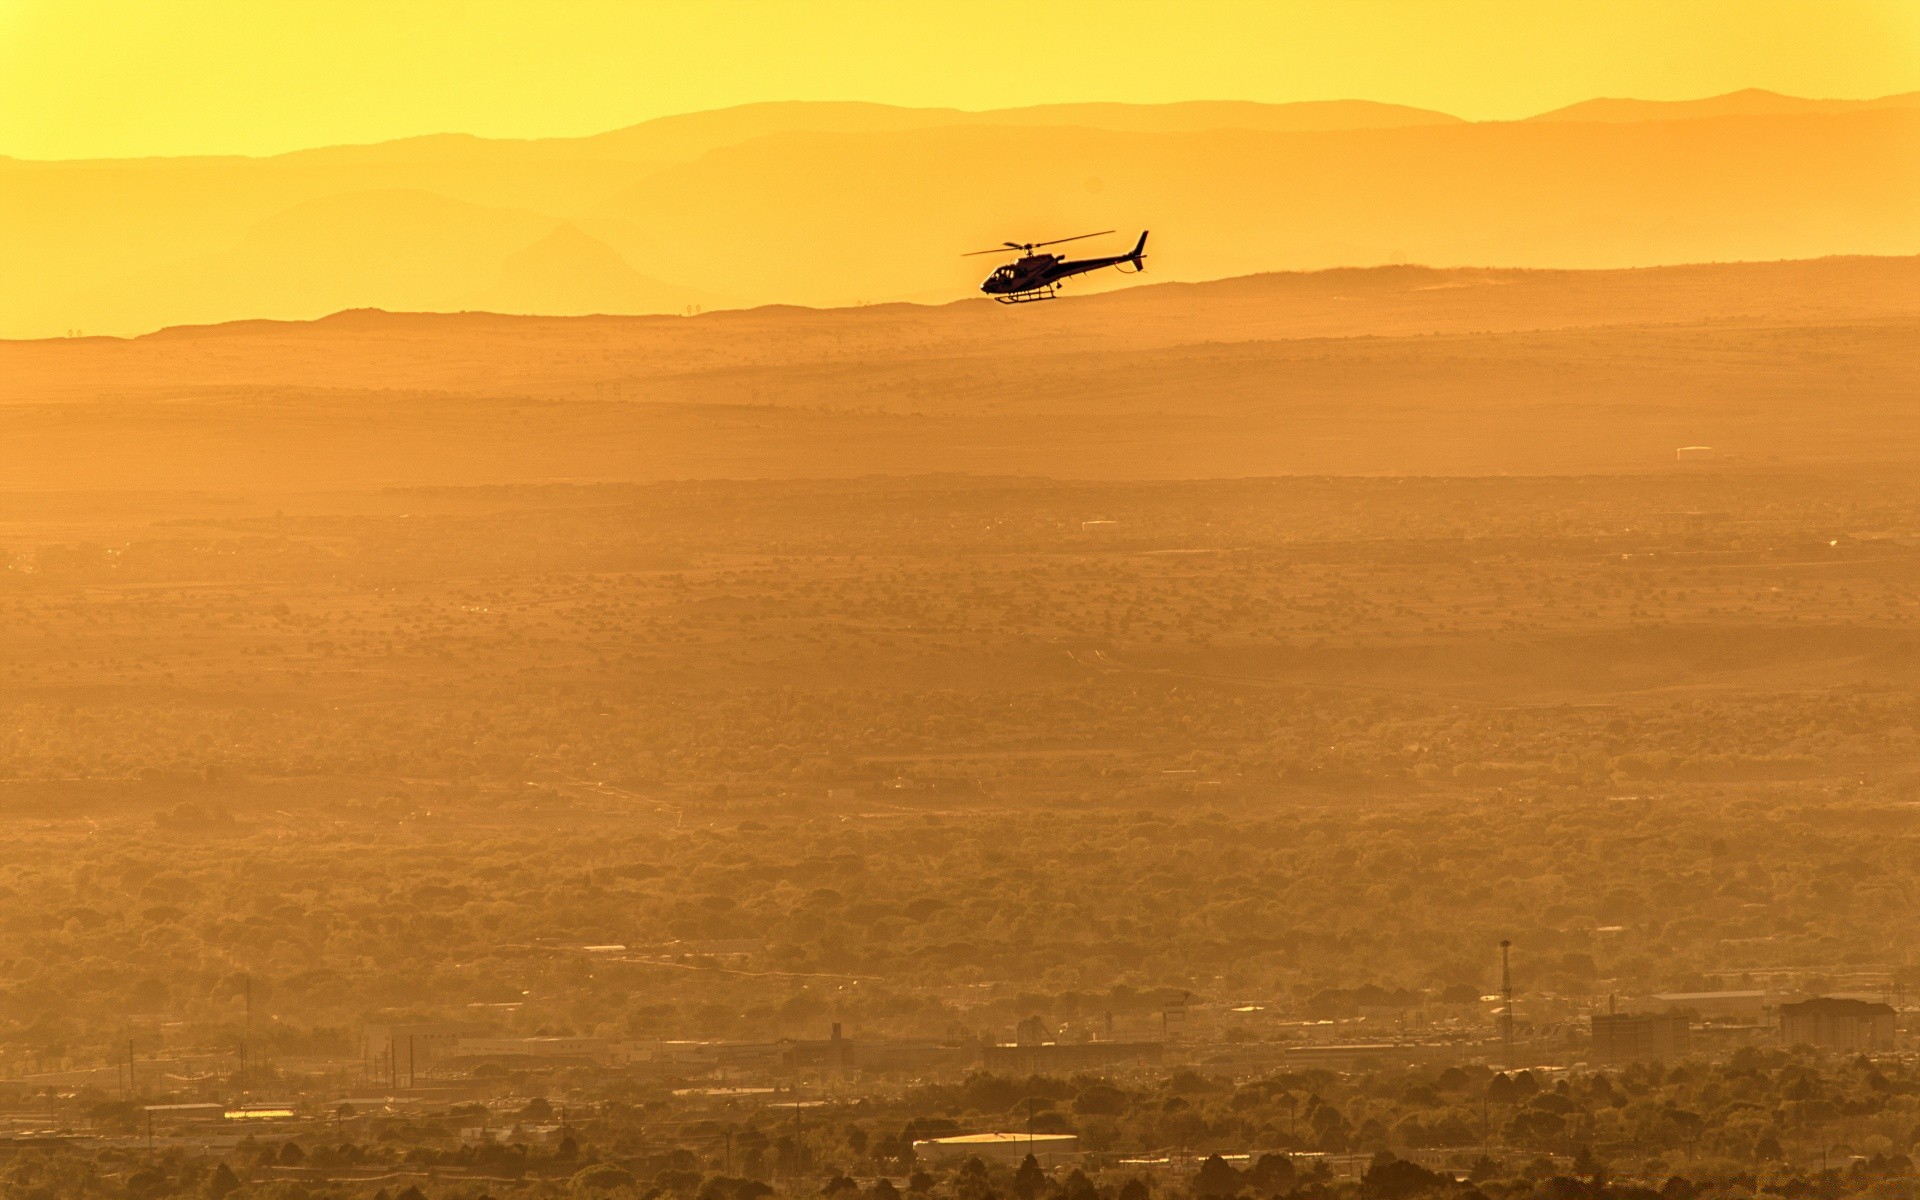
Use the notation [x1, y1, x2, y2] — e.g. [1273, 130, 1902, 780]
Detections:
[6, 253, 1920, 1067]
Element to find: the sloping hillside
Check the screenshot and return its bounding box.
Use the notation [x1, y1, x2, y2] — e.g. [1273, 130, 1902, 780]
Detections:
[2, 255, 1916, 490]
[4, 96, 1918, 336]
[1529, 87, 1920, 122]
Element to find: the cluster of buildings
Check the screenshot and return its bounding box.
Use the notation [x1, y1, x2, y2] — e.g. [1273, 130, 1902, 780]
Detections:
[359, 988, 1903, 1091]
[1587, 993, 1897, 1063]
[361, 1023, 856, 1084]
[363, 1019, 1165, 1087]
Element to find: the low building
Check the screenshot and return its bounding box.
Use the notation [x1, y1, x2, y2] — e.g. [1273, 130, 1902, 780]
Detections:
[981, 1041, 1162, 1074]
[447, 1036, 621, 1065]
[640, 1032, 963, 1076]
[635, 1036, 840, 1075]
[1780, 997, 1896, 1051]
[141, 1103, 226, 1127]
[913, 1133, 1080, 1167]
[854, 1040, 970, 1073]
[1283, 1043, 1407, 1071]
[1591, 1012, 1690, 1063]
[462, 1122, 564, 1146]
[1646, 991, 1772, 1020]
[363, 1023, 467, 1085]
[643, 1040, 784, 1070]
[782, 1022, 857, 1074]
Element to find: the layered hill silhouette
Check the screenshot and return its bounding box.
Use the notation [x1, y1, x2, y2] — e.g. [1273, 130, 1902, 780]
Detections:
[1528, 87, 1920, 122]
[5, 254, 1918, 489]
[11, 253, 1919, 399]
[4, 93, 1919, 338]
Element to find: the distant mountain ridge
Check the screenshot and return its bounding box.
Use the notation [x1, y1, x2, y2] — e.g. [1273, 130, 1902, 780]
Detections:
[1528, 87, 1920, 123]
[3, 93, 1917, 338]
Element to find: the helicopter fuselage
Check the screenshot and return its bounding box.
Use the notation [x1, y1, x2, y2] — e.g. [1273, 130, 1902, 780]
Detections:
[979, 231, 1148, 303]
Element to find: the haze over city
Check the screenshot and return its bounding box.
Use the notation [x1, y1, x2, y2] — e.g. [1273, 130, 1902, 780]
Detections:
[3, 5, 1920, 1200]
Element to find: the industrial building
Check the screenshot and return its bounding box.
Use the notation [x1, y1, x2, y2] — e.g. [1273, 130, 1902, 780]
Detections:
[362, 1023, 467, 1085]
[1590, 1012, 1690, 1063]
[1645, 991, 1772, 1020]
[1779, 997, 1897, 1051]
[639, 1026, 967, 1077]
[444, 1037, 622, 1066]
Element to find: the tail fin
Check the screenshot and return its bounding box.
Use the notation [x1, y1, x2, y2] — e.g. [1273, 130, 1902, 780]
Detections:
[1129, 230, 1149, 268]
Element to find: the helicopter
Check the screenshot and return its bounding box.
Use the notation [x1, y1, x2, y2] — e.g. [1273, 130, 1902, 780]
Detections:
[966, 229, 1148, 304]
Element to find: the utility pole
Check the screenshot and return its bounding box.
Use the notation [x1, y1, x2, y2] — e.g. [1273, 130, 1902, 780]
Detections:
[128, 1039, 136, 1099]
[242, 975, 252, 1089]
[1500, 940, 1515, 1069]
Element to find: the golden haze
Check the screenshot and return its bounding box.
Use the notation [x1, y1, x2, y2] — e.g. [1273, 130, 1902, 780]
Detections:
[5, 5, 1920, 1199]
[4, 0, 1919, 158]
[5, 94, 1920, 336]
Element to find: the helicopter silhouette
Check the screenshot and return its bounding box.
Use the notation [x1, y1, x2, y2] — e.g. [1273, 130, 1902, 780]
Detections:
[966, 229, 1148, 304]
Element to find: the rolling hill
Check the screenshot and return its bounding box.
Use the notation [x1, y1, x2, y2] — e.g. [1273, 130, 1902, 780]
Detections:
[3, 94, 1918, 337]
[1528, 87, 1920, 123]
[3, 254, 1917, 491]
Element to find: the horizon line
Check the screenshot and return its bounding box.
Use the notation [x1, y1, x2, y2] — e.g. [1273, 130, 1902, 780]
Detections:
[11, 248, 1912, 348]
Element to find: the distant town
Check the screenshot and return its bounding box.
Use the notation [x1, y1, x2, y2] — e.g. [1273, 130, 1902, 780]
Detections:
[4, 974, 1917, 1200]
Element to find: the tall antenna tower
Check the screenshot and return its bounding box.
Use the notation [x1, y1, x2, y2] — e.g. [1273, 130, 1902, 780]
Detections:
[1500, 940, 1515, 1068]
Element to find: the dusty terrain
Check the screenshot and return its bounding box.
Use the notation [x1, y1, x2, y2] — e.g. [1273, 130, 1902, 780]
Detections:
[4, 255, 1919, 489]
[4, 256, 1920, 1064]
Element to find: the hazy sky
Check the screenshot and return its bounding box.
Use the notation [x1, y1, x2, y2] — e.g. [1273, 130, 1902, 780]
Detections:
[3, 0, 1917, 160]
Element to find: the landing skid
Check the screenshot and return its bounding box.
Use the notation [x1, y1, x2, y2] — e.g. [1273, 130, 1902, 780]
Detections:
[993, 286, 1058, 304]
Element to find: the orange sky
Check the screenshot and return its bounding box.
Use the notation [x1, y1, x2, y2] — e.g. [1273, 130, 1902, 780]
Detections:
[3, 0, 1918, 160]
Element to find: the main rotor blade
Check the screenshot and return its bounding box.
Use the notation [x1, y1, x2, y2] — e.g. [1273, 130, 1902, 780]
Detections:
[962, 247, 1017, 257]
[1029, 229, 1115, 249]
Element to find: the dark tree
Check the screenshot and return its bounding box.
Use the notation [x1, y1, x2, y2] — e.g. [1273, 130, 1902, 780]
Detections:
[1193, 1155, 1244, 1198]
[1014, 1154, 1048, 1200]
[205, 1163, 241, 1200]
[1360, 1152, 1445, 1200]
